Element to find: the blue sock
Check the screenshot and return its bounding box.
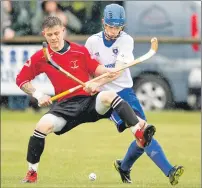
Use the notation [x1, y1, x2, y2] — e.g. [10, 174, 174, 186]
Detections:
[121, 140, 144, 171]
[145, 138, 173, 176]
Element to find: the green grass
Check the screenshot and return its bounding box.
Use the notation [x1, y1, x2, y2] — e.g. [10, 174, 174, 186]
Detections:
[1, 110, 201, 188]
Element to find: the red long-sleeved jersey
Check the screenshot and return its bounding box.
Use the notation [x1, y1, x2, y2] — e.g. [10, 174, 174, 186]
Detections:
[16, 42, 100, 101]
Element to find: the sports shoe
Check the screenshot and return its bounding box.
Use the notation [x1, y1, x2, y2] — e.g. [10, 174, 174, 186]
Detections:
[135, 124, 156, 147]
[114, 159, 132, 183]
[22, 170, 37, 183]
[169, 165, 184, 186]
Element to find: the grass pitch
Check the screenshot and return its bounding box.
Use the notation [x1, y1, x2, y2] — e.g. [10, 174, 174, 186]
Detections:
[1, 109, 201, 188]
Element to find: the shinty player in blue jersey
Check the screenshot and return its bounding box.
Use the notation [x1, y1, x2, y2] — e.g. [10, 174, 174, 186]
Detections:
[85, 3, 184, 186]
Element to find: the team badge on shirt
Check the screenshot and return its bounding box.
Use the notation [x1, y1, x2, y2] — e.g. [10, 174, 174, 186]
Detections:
[70, 60, 79, 69]
[112, 47, 119, 55]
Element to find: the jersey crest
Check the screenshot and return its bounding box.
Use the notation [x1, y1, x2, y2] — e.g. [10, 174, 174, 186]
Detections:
[112, 47, 119, 55]
[70, 60, 79, 69]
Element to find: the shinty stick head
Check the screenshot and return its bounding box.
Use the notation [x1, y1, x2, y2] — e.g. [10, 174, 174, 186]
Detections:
[151, 37, 158, 52]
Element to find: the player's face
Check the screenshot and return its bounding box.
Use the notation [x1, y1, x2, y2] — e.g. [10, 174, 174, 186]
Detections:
[42, 25, 65, 51]
[103, 23, 123, 40]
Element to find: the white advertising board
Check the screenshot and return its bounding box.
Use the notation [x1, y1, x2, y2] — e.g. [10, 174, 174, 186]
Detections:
[1, 45, 54, 95]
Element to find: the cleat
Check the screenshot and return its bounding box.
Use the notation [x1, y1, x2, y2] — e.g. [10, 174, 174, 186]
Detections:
[114, 159, 132, 183]
[22, 170, 37, 183]
[169, 165, 184, 186]
[135, 124, 156, 147]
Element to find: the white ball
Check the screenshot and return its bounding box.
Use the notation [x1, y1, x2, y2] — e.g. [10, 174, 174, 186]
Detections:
[89, 173, 96, 181]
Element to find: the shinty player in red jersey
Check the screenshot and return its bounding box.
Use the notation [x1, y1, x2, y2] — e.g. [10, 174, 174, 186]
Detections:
[16, 16, 156, 183]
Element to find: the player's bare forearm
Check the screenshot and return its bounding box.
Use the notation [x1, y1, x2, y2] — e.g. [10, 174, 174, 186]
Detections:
[21, 82, 36, 96]
[94, 75, 118, 87]
[21, 82, 52, 107]
[94, 65, 109, 76]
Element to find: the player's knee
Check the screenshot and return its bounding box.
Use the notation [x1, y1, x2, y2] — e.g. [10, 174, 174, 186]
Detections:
[99, 90, 117, 106]
[36, 115, 55, 134]
[36, 122, 53, 135]
[36, 114, 66, 134]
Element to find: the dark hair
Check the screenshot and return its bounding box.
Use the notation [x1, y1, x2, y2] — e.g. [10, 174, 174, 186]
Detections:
[42, 16, 63, 29]
[41, 1, 63, 12]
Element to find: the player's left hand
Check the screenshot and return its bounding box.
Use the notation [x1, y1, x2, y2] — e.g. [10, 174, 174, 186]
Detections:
[83, 82, 100, 95]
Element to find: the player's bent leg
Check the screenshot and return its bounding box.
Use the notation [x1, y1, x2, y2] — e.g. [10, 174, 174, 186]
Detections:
[110, 111, 128, 132]
[134, 124, 156, 148]
[22, 114, 67, 183]
[97, 91, 156, 147]
[110, 113, 145, 133]
[97, 91, 139, 125]
[115, 121, 127, 133]
[95, 91, 113, 115]
[130, 116, 156, 148]
[35, 113, 67, 134]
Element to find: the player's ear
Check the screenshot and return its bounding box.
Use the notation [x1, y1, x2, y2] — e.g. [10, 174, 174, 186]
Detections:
[102, 19, 104, 25]
[42, 30, 45, 36]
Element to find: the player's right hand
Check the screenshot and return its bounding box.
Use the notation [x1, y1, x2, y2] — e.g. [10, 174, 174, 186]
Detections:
[38, 95, 52, 107]
[32, 91, 52, 107]
[83, 82, 100, 95]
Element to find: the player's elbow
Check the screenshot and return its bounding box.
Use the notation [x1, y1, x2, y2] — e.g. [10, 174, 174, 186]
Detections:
[16, 74, 29, 88]
[16, 74, 22, 88]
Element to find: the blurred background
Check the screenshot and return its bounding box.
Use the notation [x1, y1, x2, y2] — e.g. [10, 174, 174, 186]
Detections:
[1, 1, 201, 112]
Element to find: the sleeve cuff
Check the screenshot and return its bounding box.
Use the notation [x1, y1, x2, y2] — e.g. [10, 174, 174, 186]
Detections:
[18, 80, 30, 88]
